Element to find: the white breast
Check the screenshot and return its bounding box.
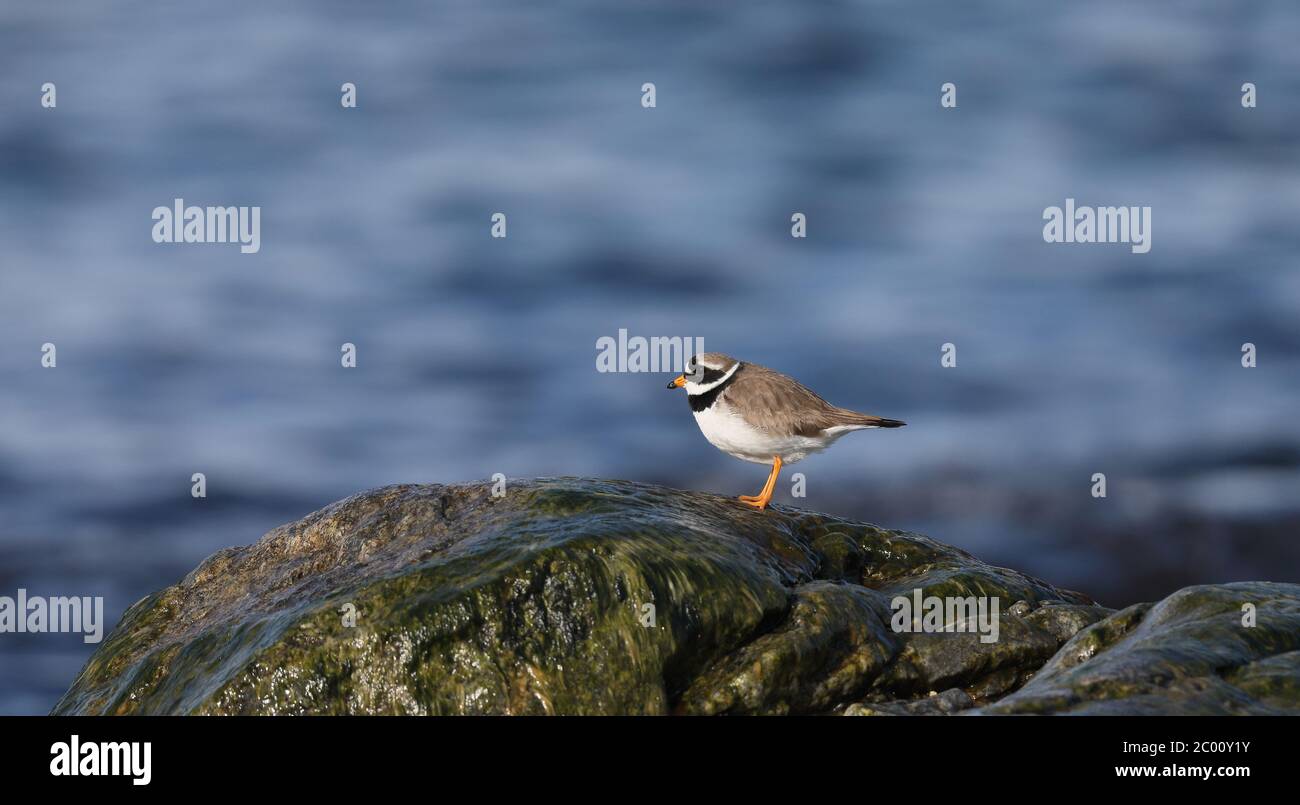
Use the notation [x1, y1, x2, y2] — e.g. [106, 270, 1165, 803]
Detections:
[692, 398, 847, 465]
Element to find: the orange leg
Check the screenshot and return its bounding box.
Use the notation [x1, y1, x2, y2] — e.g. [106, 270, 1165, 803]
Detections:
[738, 456, 783, 509]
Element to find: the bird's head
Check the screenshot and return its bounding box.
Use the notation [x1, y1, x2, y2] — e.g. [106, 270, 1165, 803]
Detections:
[666, 353, 740, 393]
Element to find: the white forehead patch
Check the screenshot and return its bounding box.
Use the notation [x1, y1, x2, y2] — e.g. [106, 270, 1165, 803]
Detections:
[687, 355, 726, 374]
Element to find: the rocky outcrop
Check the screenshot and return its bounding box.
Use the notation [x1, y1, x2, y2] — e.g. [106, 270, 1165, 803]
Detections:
[51, 478, 1300, 715]
[974, 582, 1300, 715]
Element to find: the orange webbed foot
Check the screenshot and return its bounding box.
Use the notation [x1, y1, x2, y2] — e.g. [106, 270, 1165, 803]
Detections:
[736, 456, 782, 511]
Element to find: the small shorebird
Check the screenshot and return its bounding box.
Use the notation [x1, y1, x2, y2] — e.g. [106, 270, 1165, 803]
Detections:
[667, 353, 904, 509]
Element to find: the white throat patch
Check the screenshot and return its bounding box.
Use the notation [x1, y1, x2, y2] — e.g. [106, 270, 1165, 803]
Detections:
[684, 361, 741, 395]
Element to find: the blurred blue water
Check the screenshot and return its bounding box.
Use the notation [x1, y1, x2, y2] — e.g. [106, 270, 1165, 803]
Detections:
[2, 0, 1299, 713]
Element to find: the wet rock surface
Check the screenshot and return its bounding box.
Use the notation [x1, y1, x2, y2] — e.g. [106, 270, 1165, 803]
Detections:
[52, 479, 1299, 715]
[975, 582, 1300, 715]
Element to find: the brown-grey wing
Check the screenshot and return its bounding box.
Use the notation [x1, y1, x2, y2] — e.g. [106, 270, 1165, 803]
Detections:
[726, 364, 845, 437]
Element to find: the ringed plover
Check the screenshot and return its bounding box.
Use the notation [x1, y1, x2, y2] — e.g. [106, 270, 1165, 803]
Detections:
[667, 353, 905, 509]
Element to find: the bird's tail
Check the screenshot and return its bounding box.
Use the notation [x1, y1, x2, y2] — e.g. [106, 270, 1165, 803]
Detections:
[837, 410, 906, 428]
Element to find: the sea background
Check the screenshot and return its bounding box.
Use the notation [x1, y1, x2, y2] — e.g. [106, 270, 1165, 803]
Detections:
[2, 1, 1299, 714]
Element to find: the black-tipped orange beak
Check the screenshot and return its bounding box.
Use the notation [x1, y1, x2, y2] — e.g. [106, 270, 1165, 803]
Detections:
[667, 375, 686, 389]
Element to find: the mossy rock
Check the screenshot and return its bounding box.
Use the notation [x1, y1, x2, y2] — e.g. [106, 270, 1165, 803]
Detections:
[57, 477, 1257, 716]
[975, 582, 1300, 715]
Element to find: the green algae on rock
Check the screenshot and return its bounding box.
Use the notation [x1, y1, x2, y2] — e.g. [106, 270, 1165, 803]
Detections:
[973, 582, 1300, 715]
[50, 478, 1296, 715]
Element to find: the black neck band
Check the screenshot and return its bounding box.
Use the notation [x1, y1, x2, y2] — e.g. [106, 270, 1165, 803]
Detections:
[687, 366, 739, 412]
